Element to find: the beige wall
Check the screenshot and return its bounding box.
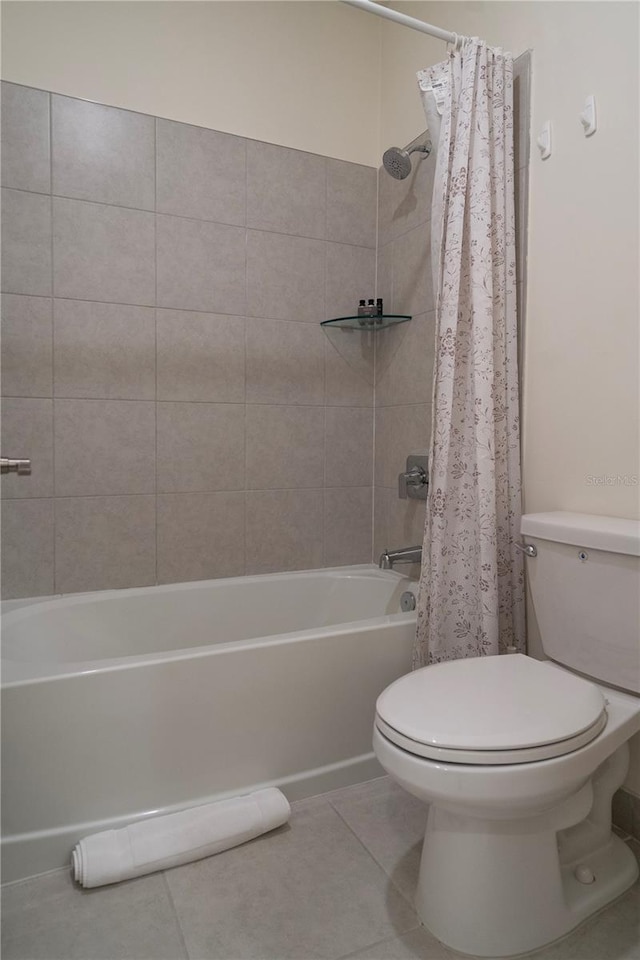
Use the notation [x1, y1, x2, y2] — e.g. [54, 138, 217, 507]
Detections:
[1, 1, 381, 166]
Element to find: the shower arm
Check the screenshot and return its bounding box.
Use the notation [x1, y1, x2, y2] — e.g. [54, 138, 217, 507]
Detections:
[341, 0, 460, 44]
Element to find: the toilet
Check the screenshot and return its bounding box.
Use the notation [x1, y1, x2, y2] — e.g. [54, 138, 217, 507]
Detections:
[373, 511, 640, 957]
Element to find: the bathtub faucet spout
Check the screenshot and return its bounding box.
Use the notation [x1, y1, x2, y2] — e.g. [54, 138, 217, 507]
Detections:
[378, 545, 422, 570]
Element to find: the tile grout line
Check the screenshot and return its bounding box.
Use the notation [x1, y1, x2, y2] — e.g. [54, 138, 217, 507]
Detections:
[336, 927, 424, 960]
[2, 184, 378, 252]
[48, 91, 58, 593]
[160, 871, 192, 960]
[2, 288, 388, 327]
[154, 116, 159, 586]
[372, 163, 380, 561]
[243, 136, 249, 575]
[326, 797, 421, 914]
[322, 174, 328, 568]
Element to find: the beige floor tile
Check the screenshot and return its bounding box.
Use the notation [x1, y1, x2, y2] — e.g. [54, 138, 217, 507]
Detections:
[325, 777, 428, 903]
[1, 868, 187, 960]
[524, 881, 640, 960]
[164, 796, 417, 960]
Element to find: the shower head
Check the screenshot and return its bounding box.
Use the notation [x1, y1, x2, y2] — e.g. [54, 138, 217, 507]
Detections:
[382, 142, 432, 180]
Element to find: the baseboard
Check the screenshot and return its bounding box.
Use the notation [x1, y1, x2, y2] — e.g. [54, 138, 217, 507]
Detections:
[612, 787, 640, 840]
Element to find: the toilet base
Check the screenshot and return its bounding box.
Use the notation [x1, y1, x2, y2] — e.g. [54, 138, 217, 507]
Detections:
[415, 801, 639, 957]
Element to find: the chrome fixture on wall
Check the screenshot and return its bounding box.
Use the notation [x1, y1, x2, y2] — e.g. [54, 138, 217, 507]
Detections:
[382, 143, 432, 180]
[1, 457, 31, 476]
[399, 455, 428, 500]
[378, 545, 422, 570]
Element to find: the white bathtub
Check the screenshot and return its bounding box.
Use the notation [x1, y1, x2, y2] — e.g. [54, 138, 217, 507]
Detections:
[1, 565, 416, 882]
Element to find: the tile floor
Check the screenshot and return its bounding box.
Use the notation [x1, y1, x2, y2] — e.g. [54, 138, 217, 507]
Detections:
[2, 777, 639, 960]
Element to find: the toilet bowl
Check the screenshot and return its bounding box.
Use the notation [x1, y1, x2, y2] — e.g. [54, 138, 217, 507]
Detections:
[373, 512, 640, 957]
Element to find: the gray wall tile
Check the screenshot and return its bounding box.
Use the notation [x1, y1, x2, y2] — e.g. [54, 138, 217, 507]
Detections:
[1, 498, 54, 599]
[246, 230, 325, 323]
[0, 397, 53, 498]
[157, 492, 245, 583]
[374, 485, 426, 563]
[1, 82, 50, 194]
[54, 300, 155, 399]
[247, 140, 326, 239]
[324, 331, 374, 407]
[51, 95, 155, 210]
[246, 488, 324, 574]
[378, 132, 433, 246]
[376, 241, 393, 313]
[157, 402, 245, 493]
[325, 406, 373, 487]
[372, 75, 530, 592]
[54, 399, 156, 496]
[375, 312, 435, 408]
[1, 294, 53, 397]
[156, 215, 246, 315]
[157, 119, 246, 224]
[326, 242, 376, 319]
[1, 84, 384, 597]
[1, 189, 52, 296]
[392, 223, 434, 317]
[53, 197, 155, 305]
[246, 405, 324, 489]
[374, 404, 430, 489]
[326, 160, 377, 248]
[246, 318, 324, 405]
[157, 309, 245, 403]
[55, 495, 156, 593]
[324, 487, 373, 566]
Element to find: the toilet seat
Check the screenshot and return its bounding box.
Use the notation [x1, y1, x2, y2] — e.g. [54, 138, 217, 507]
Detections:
[375, 654, 608, 765]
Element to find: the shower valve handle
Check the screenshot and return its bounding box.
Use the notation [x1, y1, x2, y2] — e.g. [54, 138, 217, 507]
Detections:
[398, 455, 429, 501]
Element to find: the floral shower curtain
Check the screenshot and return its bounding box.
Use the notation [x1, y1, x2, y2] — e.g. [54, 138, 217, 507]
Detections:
[413, 38, 525, 667]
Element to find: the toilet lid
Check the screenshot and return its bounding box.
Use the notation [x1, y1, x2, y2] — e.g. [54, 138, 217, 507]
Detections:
[376, 655, 607, 765]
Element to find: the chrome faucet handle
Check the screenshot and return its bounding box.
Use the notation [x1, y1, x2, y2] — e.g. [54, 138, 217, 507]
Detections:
[398, 454, 429, 500]
[398, 465, 427, 498]
[1, 457, 31, 476]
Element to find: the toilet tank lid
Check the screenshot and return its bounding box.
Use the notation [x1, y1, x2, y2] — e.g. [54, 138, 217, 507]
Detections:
[521, 512, 640, 556]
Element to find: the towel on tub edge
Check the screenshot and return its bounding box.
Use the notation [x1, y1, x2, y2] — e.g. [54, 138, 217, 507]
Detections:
[71, 787, 291, 888]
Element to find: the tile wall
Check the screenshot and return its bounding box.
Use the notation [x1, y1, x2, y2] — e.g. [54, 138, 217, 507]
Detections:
[0, 82, 377, 597]
[1, 61, 530, 599]
[372, 51, 531, 568]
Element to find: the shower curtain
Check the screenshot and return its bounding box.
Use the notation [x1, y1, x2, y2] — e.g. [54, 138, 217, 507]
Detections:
[413, 38, 525, 667]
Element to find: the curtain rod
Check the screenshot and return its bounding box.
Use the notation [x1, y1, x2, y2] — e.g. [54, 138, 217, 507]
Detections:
[341, 0, 458, 44]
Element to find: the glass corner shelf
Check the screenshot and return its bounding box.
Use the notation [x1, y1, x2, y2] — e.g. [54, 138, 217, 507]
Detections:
[321, 314, 411, 331]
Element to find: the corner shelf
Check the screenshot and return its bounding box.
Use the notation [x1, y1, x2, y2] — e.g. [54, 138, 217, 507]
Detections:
[321, 314, 411, 331]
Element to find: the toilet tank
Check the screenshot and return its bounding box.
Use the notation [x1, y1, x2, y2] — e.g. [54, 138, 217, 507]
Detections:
[521, 512, 640, 694]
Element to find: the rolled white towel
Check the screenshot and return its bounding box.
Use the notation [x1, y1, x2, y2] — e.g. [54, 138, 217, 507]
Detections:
[71, 787, 290, 888]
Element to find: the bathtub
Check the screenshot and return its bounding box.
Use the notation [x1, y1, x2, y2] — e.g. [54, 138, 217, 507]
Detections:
[1, 565, 416, 882]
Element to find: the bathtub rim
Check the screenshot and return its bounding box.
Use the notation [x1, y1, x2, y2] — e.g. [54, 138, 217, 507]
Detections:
[1, 564, 417, 687]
